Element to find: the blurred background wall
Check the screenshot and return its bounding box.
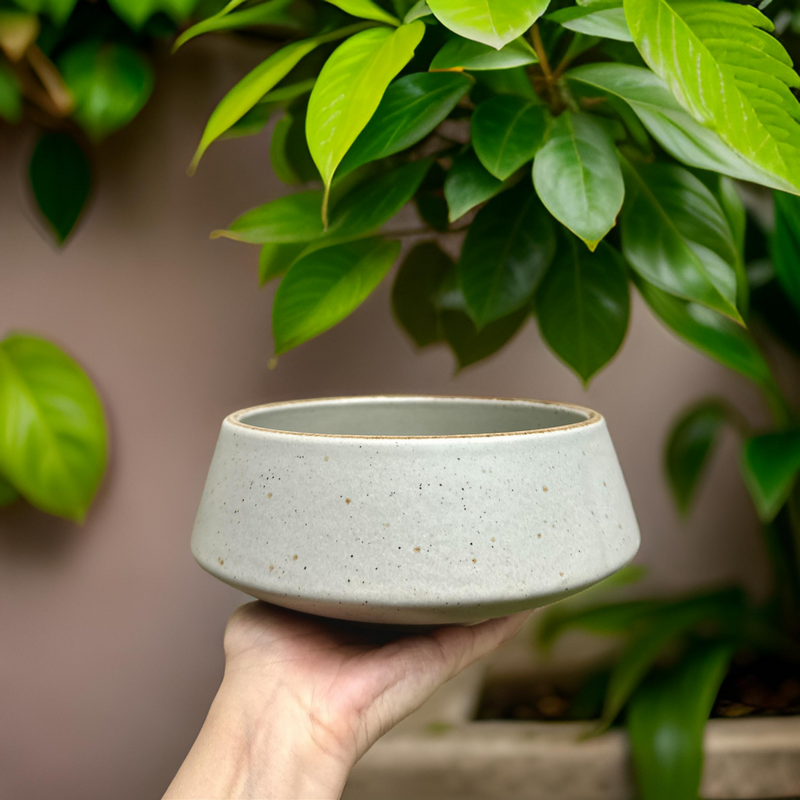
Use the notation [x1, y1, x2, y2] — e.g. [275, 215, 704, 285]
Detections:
[0, 38, 776, 800]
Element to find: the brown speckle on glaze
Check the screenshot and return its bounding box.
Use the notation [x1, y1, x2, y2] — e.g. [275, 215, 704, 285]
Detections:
[269, 565, 274, 571]
[384, 523, 390, 528]
[267, 492, 273, 499]
[559, 572, 564, 577]
[542, 486, 549, 493]
[491, 537, 495, 542]
[292, 554, 298, 561]
[218, 557, 224, 565]
[413, 547, 421, 553]
[472, 558, 477, 564]
[324, 456, 329, 462]
[537, 534, 542, 539]
[345, 498, 351, 504]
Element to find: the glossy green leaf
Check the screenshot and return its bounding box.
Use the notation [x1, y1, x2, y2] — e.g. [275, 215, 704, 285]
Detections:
[392, 241, 454, 347]
[665, 399, 728, 516]
[634, 275, 776, 395]
[273, 238, 400, 353]
[322, 0, 399, 25]
[59, 42, 154, 141]
[427, 0, 549, 50]
[212, 191, 324, 243]
[444, 148, 507, 222]
[13, 0, 76, 26]
[627, 641, 733, 800]
[0, 334, 107, 521]
[716, 176, 747, 316]
[533, 111, 624, 249]
[415, 162, 449, 231]
[404, 0, 431, 22]
[0, 62, 22, 123]
[222, 102, 277, 139]
[741, 432, 800, 523]
[771, 193, 800, 317]
[624, 0, 800, 195]
[259, 242, 307, 284]
[429, 35, 537, 71]
[0, 474, 18, 507]
[460, 183, 555, 325]
[537, 238, 629, 384]
[306, 21, 426, 221]
[548, 3, 631, 42]
[474, 65, 537, 99]
[472, 95, 548, 180]
[621, 159, 740, 322]
[339, 72, 472, 175]
[270, 105, 318, 184]
[442, 307, 527, 369]
[29, 132, 91, 245]
[190, 23, 371, 174]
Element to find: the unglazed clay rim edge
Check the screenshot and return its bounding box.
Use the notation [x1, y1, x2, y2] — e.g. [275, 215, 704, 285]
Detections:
[226, 395, 604, 440]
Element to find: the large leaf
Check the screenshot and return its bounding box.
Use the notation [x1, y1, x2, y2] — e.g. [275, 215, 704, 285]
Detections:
[0, 334, 107, 521]
[741, 432, 800, 523]
[771, 193, 800, 318]
[664, 399, 728, 516]
[460, 182, 555, 326]
[259, 242, 307, 285]
[429, 35, 537, 70]
[0, 62, 21, 123]
[29, 132, 91, 245]
[443, 148, 507, 222]
[627, 642, 733, 800]
[322, 0, 400, 25]
[13, 0, 76, 26]
[273, 238, 400, 353]
[532, 111, 624, 249]
[306, 21, 426, 221]
[58, 42, 154, 141]
[548, 3, 631, 42]
[623, 0, 800, 195]
[427, 0, 549, 50]
[212, 191, 325, 243]
[339, 72, 472, 175]
[621, 159, 741, 322]
[442, 307, 527, 369]
[472, 95, 548, 180]
[537, 238, 629, 384]
[189, 23, 371, 174]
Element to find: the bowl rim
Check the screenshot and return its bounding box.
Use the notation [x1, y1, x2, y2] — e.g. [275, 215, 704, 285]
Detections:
[226, 395, 603, 440]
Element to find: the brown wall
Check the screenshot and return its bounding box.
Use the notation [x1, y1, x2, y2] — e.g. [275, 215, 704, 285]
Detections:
[0, 40, 774, 800]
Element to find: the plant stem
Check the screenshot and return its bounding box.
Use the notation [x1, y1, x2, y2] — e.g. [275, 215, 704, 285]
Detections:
[530, 24, 560, 111]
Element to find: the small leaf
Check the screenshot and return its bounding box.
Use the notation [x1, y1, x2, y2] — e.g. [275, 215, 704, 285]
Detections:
[460, 182, 555, 325]
[442, 307, 527, 369]
[270, 105, 319, 184]
[29, 132, 91, 245]
[0, 474, 19, 507]
[392, 241, 454, 347]
[415, 161, 449, 231]
[741, 432, 800, 523]
[404, 0, 431, 22]
[0, 334, 107, 521]
[443, 148, 507, 222]
[771, 192, 800, 318]
[548, 3, 631, 42]
[537, 237, 630, 384]
[427, 0, 549, 50]
[273, 238, 400, 353]
[472, 95, 548, 180]
[340, 72, 472, 175]
[621, 159, 741, 322]
[533, 111, 624, 249]
[627, 641, 733, 800]
[429, 35, 537, 71]
[0, 61, 22, 122]
[58, 42, 154, 140]
[474, 65, 537, 99]
[664, 399, 728, 516]
[212, 191, 325, 244]
[322, 0, 400, 25]
[110, 0, 197, 28]
[306, 21, 426, 220]
[13, 0, 76, 26]
[259, 242, 307, 285]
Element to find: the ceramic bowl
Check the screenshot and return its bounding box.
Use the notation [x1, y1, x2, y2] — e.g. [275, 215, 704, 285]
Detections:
[191, 396, 640, 625]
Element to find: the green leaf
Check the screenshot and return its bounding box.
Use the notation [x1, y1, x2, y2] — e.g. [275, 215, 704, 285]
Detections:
[414, 161, 449, 231]
[532, 111, 624, 249]
[322, 0, 399, 25]
[339, 72, 472, 175]
[472, 95, 548, 180]
[59, 42, 154, 140]
[273, 237, 400, 352]
[29, 132, 91, 245]
[0, 474, 19, 507]
[627, 641, 733, 800]
[212, 190, 325, 244]
[259, 242, 307, 284]
[0, 61, 22, 123]
[741, 432, 800, 523]
[460, 182, 555, 325]
[444, 148, 507, 222]
[537, 238, 629, 384]
[474, 65, 537, 98]
[306, 21, 426, 221]
[442, 307, 527, 369]
[13, 0, 75, 26]
[427, 0, 549, 49]
[634, 275, 776, 395]
[190, 23, 371, 174]
[270, 105, 319, 184]
[771, 193, 800, 318]
[548, 3, 631, 42]
[392, 241, 454, 346]
[665, 399, 728, 516]
[566, 64, 792, 190]
[109, 0, 198, 28]
[624, 0, 800, 195]
[429, 35, 537, 70]
[0, 334, 107, 521]
[404, 0, 431, 22]
[621, 159, 741, 322]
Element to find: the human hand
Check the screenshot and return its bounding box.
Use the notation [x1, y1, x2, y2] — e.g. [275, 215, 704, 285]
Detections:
[164, 602, 531, 800]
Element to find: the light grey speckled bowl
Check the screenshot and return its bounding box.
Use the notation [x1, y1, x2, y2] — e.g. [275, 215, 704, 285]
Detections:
[192, 396, 640, 625]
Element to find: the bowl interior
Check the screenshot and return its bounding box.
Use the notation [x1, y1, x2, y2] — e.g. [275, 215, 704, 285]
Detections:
[234, 397, 596, 437]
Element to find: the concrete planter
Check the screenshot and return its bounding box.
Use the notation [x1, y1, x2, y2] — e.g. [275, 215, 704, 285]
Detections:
[344, 666, 800, 800]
